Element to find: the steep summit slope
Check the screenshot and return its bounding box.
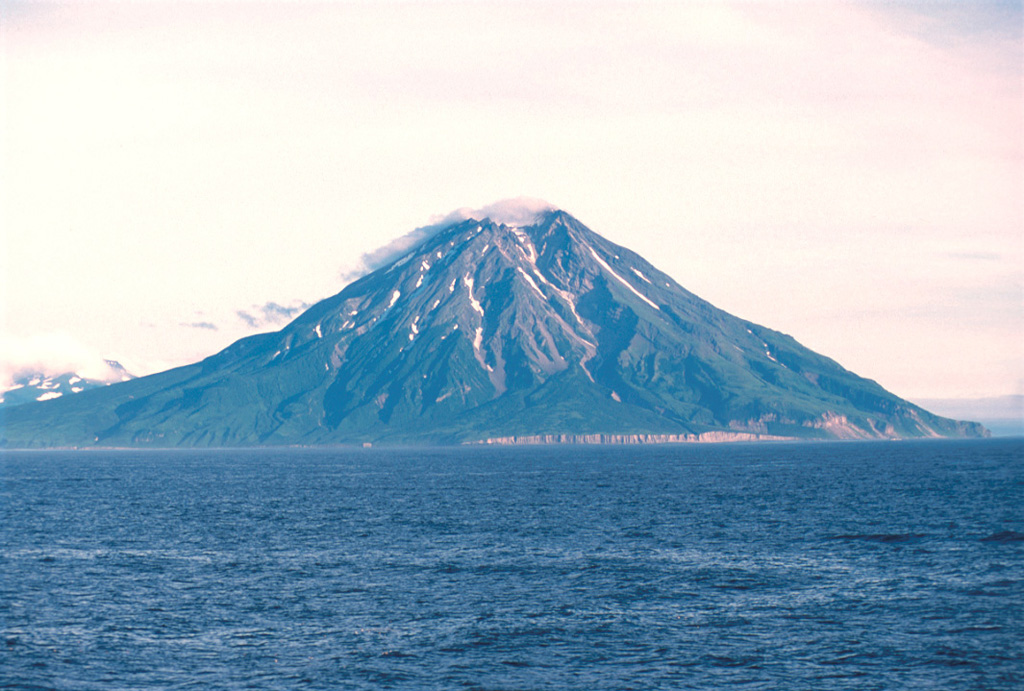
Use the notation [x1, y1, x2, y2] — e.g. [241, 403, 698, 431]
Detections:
[1, 204, 987, 447]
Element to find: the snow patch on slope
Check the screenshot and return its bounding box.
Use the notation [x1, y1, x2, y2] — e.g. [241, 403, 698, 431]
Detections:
[517, 266, 545, 299]
[511, 226, 538, 263]
[465, 275, 484, 316]
[589, 248, 660, 311]
[472, 327, 493, 372]
[630, 267, 652, 284]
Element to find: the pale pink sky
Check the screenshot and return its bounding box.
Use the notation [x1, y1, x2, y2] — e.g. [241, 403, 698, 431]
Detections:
[1, 1, 1021, 402]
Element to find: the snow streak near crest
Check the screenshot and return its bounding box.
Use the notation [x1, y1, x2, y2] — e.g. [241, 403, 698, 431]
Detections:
[517, 266, 545, 299]
[511, 226, 538, 263]
[630, 267, 652, 284]
[588, 248, 660, 311]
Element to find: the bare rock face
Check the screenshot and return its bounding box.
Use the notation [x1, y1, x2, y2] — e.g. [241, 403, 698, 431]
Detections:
[1, 206, 988, 447]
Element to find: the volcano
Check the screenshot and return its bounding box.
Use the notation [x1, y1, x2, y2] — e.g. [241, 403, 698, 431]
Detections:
[0, 202, 988, 447]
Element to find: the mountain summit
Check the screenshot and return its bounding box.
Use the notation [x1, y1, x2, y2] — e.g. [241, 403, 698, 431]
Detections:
[1, 205, 987, 447]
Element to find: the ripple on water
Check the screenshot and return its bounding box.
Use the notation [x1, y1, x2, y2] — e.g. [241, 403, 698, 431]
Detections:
[1, 440, 1021, 690]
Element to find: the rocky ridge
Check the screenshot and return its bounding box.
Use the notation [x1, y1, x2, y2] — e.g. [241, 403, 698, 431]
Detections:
[0, 203, 988, 447]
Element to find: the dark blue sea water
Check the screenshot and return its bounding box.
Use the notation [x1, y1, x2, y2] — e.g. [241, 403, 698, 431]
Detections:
[2, 440, 1022, 690]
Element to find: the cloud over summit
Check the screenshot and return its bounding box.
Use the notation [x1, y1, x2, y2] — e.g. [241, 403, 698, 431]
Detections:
[0, 333, 128, 390]
[435, 197, 557, 228]
[341, 198, 558, 283]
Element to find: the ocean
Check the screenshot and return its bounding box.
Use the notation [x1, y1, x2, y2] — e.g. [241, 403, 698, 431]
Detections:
[2, 439, 1021, 690]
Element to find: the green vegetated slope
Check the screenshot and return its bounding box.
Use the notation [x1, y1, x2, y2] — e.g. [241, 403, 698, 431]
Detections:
[1, 209, 987, 447]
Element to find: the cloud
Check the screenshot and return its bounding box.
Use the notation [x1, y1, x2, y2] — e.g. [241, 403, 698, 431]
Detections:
[236, 300, 310, 330]
[0, 332, 127, 389]
[340, 197, 558, 282]
[340, 221, 452, 283]
[435, 197, 557, 227]
[235, 312, 260, 329]
[878, 1, 1023, 55]
[182, 321, 219, 330]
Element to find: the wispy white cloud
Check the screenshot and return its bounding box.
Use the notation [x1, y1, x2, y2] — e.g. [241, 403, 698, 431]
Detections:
[340, 197, 557, 282]
[236, 301, 310, 330]
[436, 197, 557, 228]
[0, 332, 126, 389]
[340, 221, 452, 283]
[181, 321, 218, 331]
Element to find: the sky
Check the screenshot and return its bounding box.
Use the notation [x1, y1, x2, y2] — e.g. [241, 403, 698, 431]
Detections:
[1, 1, 1021, 407]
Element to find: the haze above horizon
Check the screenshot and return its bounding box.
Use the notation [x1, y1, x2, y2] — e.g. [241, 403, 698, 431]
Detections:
[2, 1, 1021, 406]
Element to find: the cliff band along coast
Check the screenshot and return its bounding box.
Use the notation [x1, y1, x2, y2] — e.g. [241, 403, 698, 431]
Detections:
[0, 202, 988, 447]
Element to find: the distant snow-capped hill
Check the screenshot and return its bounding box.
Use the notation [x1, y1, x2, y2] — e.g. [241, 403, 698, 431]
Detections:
[0, 361, 134, 409]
